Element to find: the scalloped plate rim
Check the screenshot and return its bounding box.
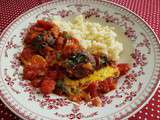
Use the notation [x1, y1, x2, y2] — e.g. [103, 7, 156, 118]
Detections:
[0, 0, 159, 120]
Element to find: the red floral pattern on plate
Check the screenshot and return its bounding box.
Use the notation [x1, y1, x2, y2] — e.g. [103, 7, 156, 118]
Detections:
[0, 0, 159, 119]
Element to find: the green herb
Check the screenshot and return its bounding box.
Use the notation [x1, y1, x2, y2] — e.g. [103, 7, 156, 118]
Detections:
[71, 88, 80, 94]
[44, 30, 48, 34]
[99, 55, 108, 65]
[56, 53, 61, 60]
[56, 80, 63, 88]
[51, 59, 57, 66]
[67, 53, 88, 67]
[32, 34, 47, 51]
[77, 54, 87, 63]
[36, 34, 43, 41]
[32, 40, 44, 50]
[67, 60, 73, 65]
[47, 35, 55, 47]
[63, 32, 73, 39]
[56, 80, 69, 94]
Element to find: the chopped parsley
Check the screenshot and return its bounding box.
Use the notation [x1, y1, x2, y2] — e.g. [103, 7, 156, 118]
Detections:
[67, 53, 88, 67]
[99, 55, 108, 66]
[56, 80, 69, 94]
[63, 32, 73, 39]
[51, 59, 57, 66]
[32, 34, 46, 51]
[56, 53, 61, 60]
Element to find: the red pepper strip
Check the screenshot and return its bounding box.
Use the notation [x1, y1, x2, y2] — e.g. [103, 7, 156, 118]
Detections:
[37, 20, 53, 30]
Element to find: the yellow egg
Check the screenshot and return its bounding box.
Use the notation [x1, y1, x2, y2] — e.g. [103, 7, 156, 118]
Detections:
[63, 66, 119, 87]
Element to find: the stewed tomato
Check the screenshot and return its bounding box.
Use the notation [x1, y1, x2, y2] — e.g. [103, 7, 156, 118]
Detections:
[20, 19, 131, 106]
[40, 80, 56, 94]
[31, 78, 42, 88]
[85, 82, 98, 98]
[117, 63, 131, 76]
[37, 20, 53, 30]
[98, 79, 110, 93]
[23, 64, 47, 80]
[20, 47, 35, 65]
[63, 44, 80, 58]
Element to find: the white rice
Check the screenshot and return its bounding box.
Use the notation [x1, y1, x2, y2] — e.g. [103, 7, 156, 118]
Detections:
[52, 15, 123, 61]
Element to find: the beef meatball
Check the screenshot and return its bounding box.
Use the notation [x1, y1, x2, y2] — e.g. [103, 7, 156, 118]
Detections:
[93, 53, 109, 70]
[63, 52, 96, 79]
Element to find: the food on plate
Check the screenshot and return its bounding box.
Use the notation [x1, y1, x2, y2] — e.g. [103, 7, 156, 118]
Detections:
[19, 15, 130, 106]
[52, 15, 123, 61]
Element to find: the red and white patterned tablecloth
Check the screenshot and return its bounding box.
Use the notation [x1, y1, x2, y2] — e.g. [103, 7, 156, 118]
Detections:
[0, 0, 159, 120]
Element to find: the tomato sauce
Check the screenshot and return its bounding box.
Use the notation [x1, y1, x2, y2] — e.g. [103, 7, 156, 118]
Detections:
[20, 20, 130, 105]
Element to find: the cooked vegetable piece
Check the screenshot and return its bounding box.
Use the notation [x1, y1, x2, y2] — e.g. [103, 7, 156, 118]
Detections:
[46, 70, 58, 80]
[56, 52, 61, 60]
[23, 64, 47, 80]
[107, 78, 117, 90]
[50, 23, 60, 38]
[31, 55, 47, 67]
[63, 44, 81, 58]
[20, 47, 35, 65]
[45, 51, 56, 66]
[40, 80, 56, 94]
[31, 25, 44, 32]
[85, 82, 98, 98]
[20, 19, 130, 106]
[24, 31, 39, 44]
[23, 66, 37, 80]
[62, 31, 73, 39]
[37, 20, 53, 30]
[98, 79, 110, 93]
[94, 53, 109, 69]
[56, 80, 68, 94]
[117, 63, 130, 76]
[32, 34, 46, 51]
[91, 97, 102, 107]
[55, 36, 65, 50]
[31, 78, 42, 88]
[63, 52, 96, 79]
[47, 34, 56, 47]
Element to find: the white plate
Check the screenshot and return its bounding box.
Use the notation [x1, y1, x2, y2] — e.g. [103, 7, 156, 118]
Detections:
[0, 0, 160, 120]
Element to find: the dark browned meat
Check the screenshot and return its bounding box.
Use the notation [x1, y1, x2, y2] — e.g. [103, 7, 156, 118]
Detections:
[63, 52, 96, 79]
[93, 53, 109, 70]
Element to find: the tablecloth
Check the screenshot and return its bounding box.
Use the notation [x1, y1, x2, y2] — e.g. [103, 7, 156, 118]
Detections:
[0, 0, 159, 120]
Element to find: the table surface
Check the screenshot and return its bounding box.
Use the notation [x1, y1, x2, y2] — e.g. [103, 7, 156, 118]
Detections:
[0, 0, 160, 120]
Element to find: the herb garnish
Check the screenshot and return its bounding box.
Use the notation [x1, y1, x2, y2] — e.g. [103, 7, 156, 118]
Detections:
[56, 80, 69, 94]
[63, 32, 73, 39]
[67, 53, 88, 67]
[32, 34, 46, 51]
[99, 55, 108, 66]
[56, 52, 61, 60]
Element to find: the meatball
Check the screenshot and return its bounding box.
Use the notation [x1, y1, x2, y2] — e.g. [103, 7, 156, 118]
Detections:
[93, 53, 109, 70]
[63, 52, 96, 79]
